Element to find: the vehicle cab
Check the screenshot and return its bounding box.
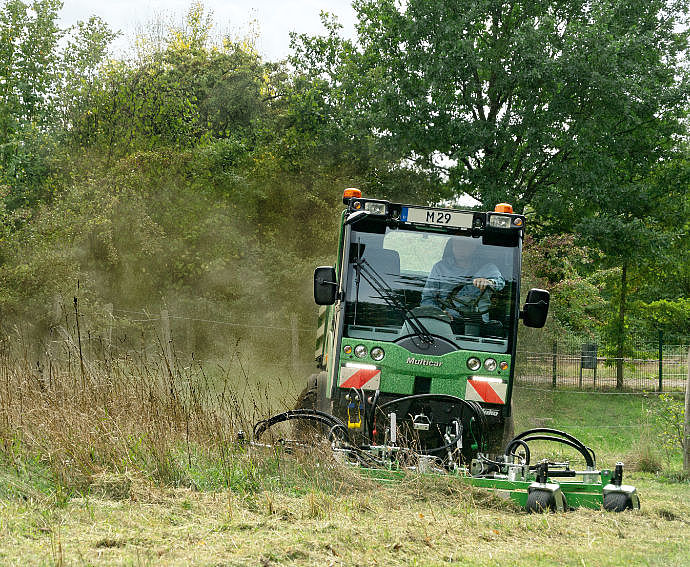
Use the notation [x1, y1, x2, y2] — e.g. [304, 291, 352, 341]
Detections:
[312, 189, 549, 455]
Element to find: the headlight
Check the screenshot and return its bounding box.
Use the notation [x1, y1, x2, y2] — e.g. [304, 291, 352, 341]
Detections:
[489, 215, 511, 229]
[467, 357, 481, 371]
[484, 358, 497, 371]
[364, 202, 387, 215]
[354, 344, 368, 358]
[370, 347, 385, 361]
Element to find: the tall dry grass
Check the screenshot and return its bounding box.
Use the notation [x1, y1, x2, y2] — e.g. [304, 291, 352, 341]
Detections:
[0, 318, 319, 497]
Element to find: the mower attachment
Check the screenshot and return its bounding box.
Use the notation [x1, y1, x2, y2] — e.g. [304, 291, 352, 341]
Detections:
[251, 406, 640, 514]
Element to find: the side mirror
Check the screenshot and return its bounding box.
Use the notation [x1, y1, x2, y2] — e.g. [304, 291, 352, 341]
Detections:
[521, 288, 550, 328]
[314, 266, 338, 305]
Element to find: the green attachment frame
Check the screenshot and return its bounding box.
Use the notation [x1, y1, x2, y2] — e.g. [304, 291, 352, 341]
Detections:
[358, 466, 620, 511]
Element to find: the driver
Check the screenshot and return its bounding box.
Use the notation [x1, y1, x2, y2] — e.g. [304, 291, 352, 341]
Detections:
[420, 237, 504, 324]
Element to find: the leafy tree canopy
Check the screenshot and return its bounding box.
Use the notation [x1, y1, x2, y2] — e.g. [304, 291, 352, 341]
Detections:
[292, 0, 689, 212]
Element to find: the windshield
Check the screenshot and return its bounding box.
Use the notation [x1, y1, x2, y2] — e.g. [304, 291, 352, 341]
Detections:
[343, 227, 519, 354]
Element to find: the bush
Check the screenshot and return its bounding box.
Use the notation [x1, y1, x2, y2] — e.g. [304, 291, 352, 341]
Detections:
[647, 393, 685, 469]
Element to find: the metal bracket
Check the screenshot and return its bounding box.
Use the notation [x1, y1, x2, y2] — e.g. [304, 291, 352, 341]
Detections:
[389, 412, 397, 444]
[412, 413, 430, 431]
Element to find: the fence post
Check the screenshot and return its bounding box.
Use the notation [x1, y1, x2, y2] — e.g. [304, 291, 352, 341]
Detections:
[73, 296, 85, 390]
[291, 313, 300, 375]
[552, 341, 557, 389]
[658, 330, 663, 393]
[105, 303, 113, 378]
[161, 308, 173, 366]
[683, 348, 690, 475]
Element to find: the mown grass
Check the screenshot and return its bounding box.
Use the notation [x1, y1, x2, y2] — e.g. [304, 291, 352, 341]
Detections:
[0, 332, 688, 566]
[0, 472, 688, 566]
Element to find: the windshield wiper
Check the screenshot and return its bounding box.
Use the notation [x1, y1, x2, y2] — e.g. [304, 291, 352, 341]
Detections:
[354, 257, 434, 344]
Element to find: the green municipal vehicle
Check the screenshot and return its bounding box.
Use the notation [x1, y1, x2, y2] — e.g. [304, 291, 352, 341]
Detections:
[310, 189, 539, 454]
[253, 189, 639, 513]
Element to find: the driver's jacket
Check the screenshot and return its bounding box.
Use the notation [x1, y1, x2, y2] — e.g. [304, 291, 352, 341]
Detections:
[420, 260, 505, 322]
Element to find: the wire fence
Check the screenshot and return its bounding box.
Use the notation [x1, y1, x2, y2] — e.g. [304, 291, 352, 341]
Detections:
[515, 339, 688, 392]
[34, 303, 321, 379]
[16, 302, 688, 394]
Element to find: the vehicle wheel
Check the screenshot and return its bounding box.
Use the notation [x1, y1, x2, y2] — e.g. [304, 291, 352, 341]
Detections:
[293, 374, 327, 441]
[483, 406, 514, 456]
[295, 374, 318, 410]
[501, 411, 514, 449]
[526, 489, 557, 513]
[603, 492, 633, 512]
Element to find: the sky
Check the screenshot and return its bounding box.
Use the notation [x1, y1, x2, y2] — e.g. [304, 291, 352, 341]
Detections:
[57, 0, 358, 61]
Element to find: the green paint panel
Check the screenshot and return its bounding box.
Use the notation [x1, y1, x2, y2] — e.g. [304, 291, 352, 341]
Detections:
[460, 477, 606, 510]
[559, 483, 604, 493]
[378, 372, 414, 395]
[338, 338, 511, 400]
[509, 492, 528, 507]
[430, 378, 465, 397]
[448, 477, 605, 510]
[563, 492, 605, 509]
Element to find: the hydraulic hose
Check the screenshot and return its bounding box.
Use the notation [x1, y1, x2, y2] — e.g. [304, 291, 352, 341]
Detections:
[420, 431, 467, 456]
[509, 427, 589, 452]
[517, 435, 593, 468]
[253, 409, 350, 442]
[504, 438, 531, 465]
[367, 390, 380, 438]
[378, 394, 485, 424]
[505, 427, 595, 468]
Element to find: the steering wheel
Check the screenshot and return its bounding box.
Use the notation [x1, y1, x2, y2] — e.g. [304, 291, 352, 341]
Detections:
[443, 281, 488, 315]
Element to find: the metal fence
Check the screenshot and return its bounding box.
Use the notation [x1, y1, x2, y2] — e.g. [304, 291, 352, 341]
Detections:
[515, 339, 688, 392]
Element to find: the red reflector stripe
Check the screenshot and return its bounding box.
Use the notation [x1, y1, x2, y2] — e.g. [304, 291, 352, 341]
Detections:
[340, 368, 379, 389]
[468, 380, 504, 404]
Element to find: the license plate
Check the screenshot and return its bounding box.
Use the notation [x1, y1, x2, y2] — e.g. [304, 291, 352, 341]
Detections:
[401, 207, 473, 228]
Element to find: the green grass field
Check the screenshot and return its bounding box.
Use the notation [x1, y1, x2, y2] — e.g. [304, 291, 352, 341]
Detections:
[1, 379, 688, 567]
[513, 387, 657, 465]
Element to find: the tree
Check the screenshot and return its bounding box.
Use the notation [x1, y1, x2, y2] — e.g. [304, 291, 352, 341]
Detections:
[291, 0, 689, 388]
[57, 16, 118, 134]
[0, 1, 118, 210]
[67, 3, 278, 156]
[522, 234, 607, 336]
[0, 0, 62, 208]
[292, 0, 688, 212]
[0, 0, 62, 133]
[575, 152, 689, 387]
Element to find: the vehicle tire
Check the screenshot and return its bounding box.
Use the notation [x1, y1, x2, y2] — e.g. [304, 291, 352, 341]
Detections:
[603, 492, 633, 512]
[295, 374, 319, 411]
[526, 489, 557, 513]
[293, 373, 329, 441]
[483, 405, 514, 456]
[501, 411, 515, 449]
